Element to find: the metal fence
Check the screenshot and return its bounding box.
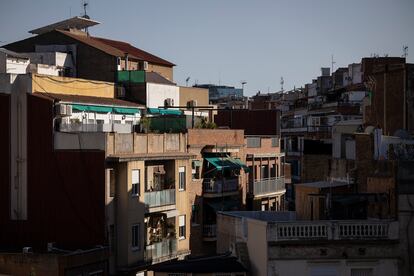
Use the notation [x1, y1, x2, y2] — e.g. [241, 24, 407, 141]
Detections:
[246, 137, 261, 148]
[203, 224, 217, 237]
[144, 189, 175, 208]
[203, 178, 238, 193]
[145, 238, 177, 261]
[251, 177, 285, 196]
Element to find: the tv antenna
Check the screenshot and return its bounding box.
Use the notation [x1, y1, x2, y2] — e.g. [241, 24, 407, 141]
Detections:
[280, 77, 284, 92]
[186, 77, 191, 87]
[403, 46, 408, 58]
[82, 0, 90, 19]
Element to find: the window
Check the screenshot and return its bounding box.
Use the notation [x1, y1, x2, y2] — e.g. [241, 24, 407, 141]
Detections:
[179, 215, 186, 239]
[192, 160, 201, 180]
[179, 167, 186, 191]
[132, 224, 140, 250]
[132, 169, 140, 197]
[109, 169, 115, 197]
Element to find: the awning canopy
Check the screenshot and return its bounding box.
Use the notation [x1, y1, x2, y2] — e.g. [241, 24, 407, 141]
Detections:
[205, 156, 250, 172]
[71, 104, 140, 115]
[147, 108, 182, 116]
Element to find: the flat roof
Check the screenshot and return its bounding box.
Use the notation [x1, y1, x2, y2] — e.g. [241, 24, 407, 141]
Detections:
[29, 17, 100, 35]
[107, 152, 196, 162]
[218, 211, 296, 222]
[297, 180, 353, 188]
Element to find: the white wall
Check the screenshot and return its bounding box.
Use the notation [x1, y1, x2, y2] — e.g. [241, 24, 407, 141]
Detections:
[65, 111, 140, 125]
[146, 83, 179, 109]
[0, 53, 30, 74]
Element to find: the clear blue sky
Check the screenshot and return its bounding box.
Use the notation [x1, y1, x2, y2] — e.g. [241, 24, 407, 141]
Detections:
[1, 0, 413, 95]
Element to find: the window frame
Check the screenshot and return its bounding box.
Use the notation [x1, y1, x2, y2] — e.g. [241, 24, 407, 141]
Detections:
[132, 169, 140, 197]
[178, 166, 186, 191]
[178, 215, 186, 239]
[131, 223, 140, 250]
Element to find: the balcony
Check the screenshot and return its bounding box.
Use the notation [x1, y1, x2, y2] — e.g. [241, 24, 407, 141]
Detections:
[251, 177, 285, 197]
[59, 123, 133, 133]
[267, 220, 398, 242]
[145, 238, 177, 263]
[203, 224, 217, 241]
[144, 189, 175, 211]
[203, 178, 239, 196]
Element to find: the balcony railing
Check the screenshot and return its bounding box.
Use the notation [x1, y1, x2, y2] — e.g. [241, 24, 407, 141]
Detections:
[144, 189, 175, 208]
[203, 178, 238, 194]
[145, 238, 177, 262]
[251, 177, 285, 196]
[268, 220, 397, 242]
[59, 123, 133, 133]
[203, 224, 217, 238]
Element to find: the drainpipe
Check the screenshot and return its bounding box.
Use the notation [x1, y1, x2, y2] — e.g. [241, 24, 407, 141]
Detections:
[403, 64, 407, 130]
[383, 66, 387, 135]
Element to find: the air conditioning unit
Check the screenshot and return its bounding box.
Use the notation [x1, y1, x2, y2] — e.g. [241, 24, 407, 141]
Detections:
[143, 61, 149, 71]
[187, 100, 197, 108]
[54, 104, 72, 116]
[65, 104, 72, 116]
[117, 86, 126, 98]
[164, 98, 174, 107]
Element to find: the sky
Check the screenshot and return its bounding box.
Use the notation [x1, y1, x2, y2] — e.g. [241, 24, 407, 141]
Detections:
[1, 0, 413, 96]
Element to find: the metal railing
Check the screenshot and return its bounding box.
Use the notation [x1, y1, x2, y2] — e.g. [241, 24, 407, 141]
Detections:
[268, 220, 397, 242]
[144, 189, 175, 208]
[59, 123, 133, 133]
[203, 224, 217, 237]
[203, 178, 238, 194]
[251, 177, 285, 196]
[145, 238, 177, 261]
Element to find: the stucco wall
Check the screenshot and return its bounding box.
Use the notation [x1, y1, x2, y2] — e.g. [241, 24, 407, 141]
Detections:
[146, 83, 179, 109]
[179, 86, 209, 107]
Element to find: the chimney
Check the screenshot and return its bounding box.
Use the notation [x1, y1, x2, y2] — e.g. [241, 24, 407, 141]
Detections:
[125, 53, 129, 70]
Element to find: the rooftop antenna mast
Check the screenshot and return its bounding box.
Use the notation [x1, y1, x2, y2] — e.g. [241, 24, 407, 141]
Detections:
[186, 77, 191, 87]
[82, 0, 90, 34]
[331, 54, 336, 74]
[280, 77, 284, 93]
[403, 45, 408, 58]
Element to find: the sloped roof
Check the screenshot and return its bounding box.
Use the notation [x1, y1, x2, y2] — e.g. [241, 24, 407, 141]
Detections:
[56, 30, 174, 67]
[146, 72, 176, 85]
[29, 17, 100, 35]
[93, 36, 175, 67]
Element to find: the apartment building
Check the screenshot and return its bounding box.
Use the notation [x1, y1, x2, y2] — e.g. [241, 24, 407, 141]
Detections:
[186, 129, 249, 256]
[217, 211, 399, 276]
[244, 135, 286, 211]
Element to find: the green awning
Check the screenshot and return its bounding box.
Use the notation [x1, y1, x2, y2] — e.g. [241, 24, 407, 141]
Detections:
[113, 107, 140, 114]
[147, 108, 182, 115]
[205, 156, 250, 172]
[71, 104, 140, 115]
